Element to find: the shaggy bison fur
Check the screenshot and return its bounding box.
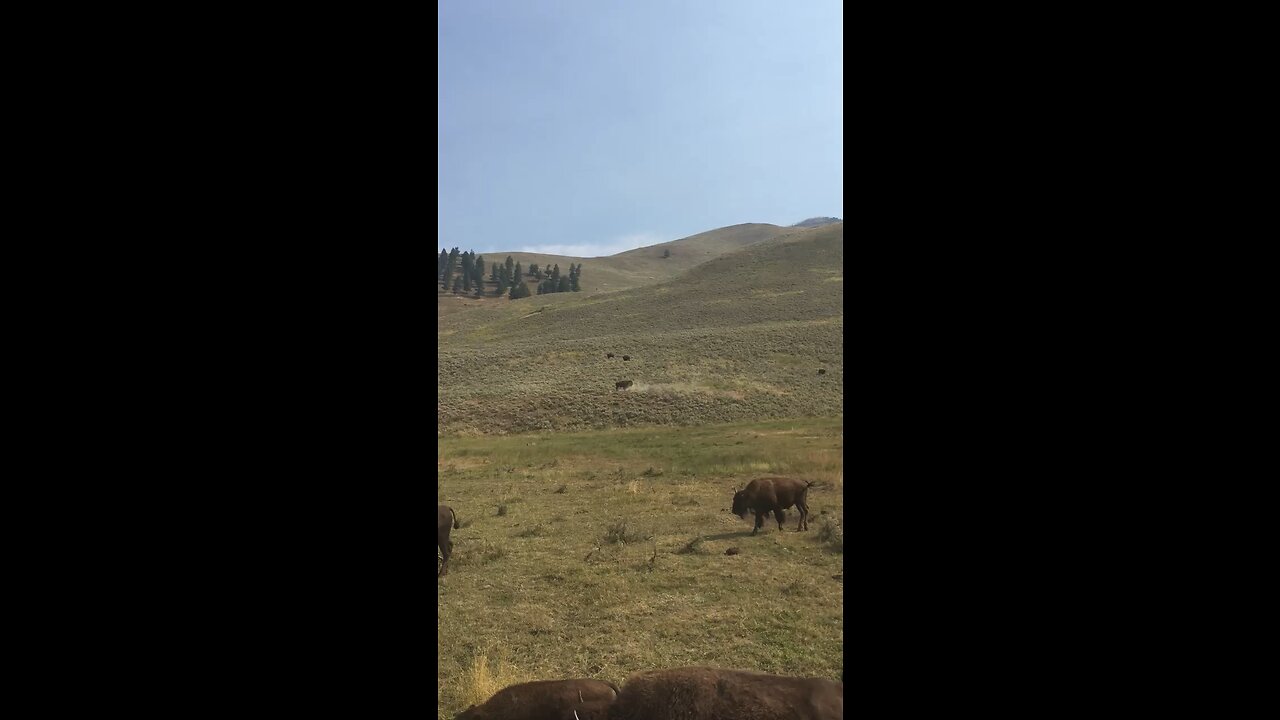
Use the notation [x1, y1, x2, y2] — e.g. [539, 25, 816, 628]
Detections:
[454, 678, 619, 720]
[730, 477, 814, 534]
[608, 667, 842, 720]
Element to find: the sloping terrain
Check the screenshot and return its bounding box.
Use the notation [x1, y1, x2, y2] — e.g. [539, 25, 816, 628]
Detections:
[438, 223, 793, 319]
[791, 216, 842, 228]
[438, 223, 843, 435]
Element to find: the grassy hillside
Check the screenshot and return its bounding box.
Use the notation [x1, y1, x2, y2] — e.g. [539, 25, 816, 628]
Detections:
[438, 223, 793, 319]
[437, 418, 844, 719]
[438, 223, 843, 435]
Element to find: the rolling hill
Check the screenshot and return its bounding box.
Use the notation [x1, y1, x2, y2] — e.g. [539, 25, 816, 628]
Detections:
[437, 222, 843, 435]
[438, 223, 795, 318]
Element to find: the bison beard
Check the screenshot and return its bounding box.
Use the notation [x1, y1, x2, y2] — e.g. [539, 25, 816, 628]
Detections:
[609, 667, 842, 720]
[730, 477, 814, 534]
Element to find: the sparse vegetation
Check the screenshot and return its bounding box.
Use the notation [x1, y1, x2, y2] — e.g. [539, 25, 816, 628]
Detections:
[437, 418, 843, 720]
[602, 520, 644, 545]
[676, 535, 707, 555]
[817, 517, 843, 553]
[438, 224, 842, 435]
[437, 222, 844, 719]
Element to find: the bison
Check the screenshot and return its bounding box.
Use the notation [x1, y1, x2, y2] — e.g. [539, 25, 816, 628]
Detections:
[730, 477, 814, 534]
[622, 355, 631, 361]
[438, 504, 460, 576]
[616, 380, 634, 391]
[607, 353, 615, 358]
[818, 368, 826, 375]
[454, 678, 619, 720]
[609, 667, 842, 720]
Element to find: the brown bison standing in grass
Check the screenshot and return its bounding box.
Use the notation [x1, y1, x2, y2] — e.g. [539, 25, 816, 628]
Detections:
[454, 678, 619, 720]
[730, 477, 814, 534]
[608, 667, 842, 720]
[438, 504, 459, 577]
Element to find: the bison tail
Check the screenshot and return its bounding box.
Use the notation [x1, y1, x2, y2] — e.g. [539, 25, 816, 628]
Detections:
[451, 507, 460, 529]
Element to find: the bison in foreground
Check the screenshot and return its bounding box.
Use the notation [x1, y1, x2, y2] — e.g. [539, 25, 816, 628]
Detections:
[730, 477, 814, 534]
[438, 504, 460, 577]
[609, 667, 842, 720]
[616, 380, 634, 391]
[454, 678, 619, 720]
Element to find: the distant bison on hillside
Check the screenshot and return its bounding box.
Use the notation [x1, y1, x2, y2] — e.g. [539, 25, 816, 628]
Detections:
[454, 678, 619, 720]
[606, 353, 615, 358]
[818, 368, 826, 375]
[623, 355, 631, 361]
[731, 477, 815, 534]
[616, 380, 634, 391]
[608, 667, 842, 720]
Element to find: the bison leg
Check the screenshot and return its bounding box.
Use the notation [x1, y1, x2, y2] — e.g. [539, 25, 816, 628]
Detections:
[753, 511, 765, 535]
[439, 540, 452, 577]
[773, 508, 785, 531]
[797, 501, 809, 531]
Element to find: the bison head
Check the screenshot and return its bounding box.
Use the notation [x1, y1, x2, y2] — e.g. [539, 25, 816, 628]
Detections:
[731, 489, 750, 518]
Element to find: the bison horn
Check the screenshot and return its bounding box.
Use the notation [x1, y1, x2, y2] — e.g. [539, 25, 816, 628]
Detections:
[574, 711, 581, 720]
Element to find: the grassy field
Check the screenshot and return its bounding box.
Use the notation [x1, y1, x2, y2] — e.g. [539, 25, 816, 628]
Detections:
[438, 223, 843, 435]
[437, 417, 844, 719]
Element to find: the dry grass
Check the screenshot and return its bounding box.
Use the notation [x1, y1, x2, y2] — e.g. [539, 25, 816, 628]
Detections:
[437, 224, 843, 436]
[437, 417, 843, 719]
[455, 652, 530, 709]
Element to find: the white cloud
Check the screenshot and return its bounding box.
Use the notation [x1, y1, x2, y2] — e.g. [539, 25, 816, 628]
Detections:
[516, 233, 667, 259]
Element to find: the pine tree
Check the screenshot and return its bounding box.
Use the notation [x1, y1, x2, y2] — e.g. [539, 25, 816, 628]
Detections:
[473, 284, 484, 298]
[438, 249, 449, 278]
[557, 276, 570, 293]
[514, 262, 523, 285]
[451, 274, 462, 293]
[570, 268, 580, 292]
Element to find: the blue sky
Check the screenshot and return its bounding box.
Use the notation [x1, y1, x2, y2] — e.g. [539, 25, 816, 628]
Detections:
[439, 0, 843, 257]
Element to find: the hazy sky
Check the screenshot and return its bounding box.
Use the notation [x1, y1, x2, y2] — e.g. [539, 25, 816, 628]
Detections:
[439, 0, 843, 257]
